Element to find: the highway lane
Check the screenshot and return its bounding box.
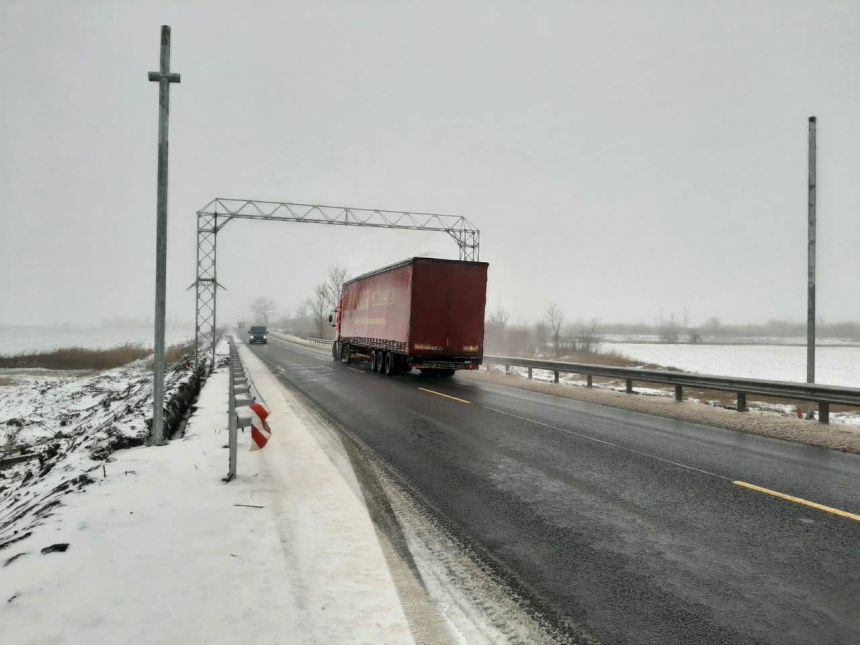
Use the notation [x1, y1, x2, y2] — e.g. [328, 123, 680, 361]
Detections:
[248, 336, 860, 645]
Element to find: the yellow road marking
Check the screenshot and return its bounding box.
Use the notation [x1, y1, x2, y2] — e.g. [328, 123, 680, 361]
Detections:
[347, 367, 363, 373]
[734, 481, 860, 523]
[418, 388, 471, 404]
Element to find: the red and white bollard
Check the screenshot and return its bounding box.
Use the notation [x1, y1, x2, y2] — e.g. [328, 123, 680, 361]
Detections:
[249, 402, 272, 451]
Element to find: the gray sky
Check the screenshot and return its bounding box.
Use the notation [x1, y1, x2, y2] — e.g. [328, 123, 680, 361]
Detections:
[2, 0, 859, 329]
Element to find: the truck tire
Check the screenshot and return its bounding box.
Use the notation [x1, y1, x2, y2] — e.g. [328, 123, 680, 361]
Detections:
[342, 344, 351, 365]
[441, 369, 455, 377]
[332, 341, 339, 360]
[376, 352, 385, 373]
[384, 352, 395, 376]
[370, 350, 379, 372]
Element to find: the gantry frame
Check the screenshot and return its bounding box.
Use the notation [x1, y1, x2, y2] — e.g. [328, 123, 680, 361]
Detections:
[193, 198, 481, 366]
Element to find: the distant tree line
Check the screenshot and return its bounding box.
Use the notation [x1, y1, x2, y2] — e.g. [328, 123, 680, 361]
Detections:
[485, 303, 604, 358]
[485, 306, 860, 358]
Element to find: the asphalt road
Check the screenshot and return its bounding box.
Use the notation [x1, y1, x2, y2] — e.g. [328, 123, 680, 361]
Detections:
[247, 336, 860, 645]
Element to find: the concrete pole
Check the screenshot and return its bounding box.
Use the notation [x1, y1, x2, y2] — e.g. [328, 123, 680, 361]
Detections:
[148, 26, 181, 445]
[807, 117, 817, 418]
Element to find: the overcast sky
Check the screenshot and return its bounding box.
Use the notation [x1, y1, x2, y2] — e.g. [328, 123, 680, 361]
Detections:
[2, 0, 859, 329]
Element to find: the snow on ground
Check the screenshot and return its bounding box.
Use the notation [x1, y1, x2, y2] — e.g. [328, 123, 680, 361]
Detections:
[0, 325, 193, 355]
[0, 360, 197, 558]
[602, 342, 860, 387]
[1, 341, 416, 645]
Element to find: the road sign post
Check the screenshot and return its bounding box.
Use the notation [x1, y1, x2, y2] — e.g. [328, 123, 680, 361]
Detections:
[148, 26, 181, 445]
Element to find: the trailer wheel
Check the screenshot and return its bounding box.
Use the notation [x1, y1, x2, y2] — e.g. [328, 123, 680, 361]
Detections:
[370, 350, 378, 372]
[441, 369, 455, 377]
[384, 352, 396, 376]
[332, 341, 339, 360]
[342, 344, 351, 365]
[376, 352, 385, 373]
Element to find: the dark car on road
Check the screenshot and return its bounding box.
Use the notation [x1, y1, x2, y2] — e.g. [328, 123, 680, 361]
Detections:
[248, 326, 268, 344]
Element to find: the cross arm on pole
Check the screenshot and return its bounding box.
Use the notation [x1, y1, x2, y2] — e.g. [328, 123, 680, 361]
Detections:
[148, 72, 181, 83]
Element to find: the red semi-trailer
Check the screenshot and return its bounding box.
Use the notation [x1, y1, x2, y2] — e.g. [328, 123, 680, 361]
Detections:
[331, 257, 489, 376]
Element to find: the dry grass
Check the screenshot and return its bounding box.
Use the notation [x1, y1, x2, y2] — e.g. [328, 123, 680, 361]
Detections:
[0, 339, 196, 373]
[0, 344, 151, 371]
[0, 376, 14, 386]
[165, 341, 194, 365]
[143, 340, 195, 370]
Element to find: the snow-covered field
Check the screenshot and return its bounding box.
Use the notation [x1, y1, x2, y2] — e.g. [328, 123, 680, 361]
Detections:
[603, 342, 860, 387]
[0, 360, 200, 561]
[603, 334, 860, 346]
[0, 326, 194, 355]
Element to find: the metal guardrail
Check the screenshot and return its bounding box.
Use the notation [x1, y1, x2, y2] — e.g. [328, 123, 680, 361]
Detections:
[305, 337, 334, 347]
[484, 355, 860, 424]
[225, 335, 263, 481]
[267, 331, 332, 348]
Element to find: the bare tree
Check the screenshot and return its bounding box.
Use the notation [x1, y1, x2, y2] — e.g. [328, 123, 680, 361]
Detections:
[485, 304, 511, 355]
[705, 316, 721, 337]
[533, 322, 550, 356]
[545, 303, 565, 357]
[250, 296, 278, 327]
[658, 321, 679, 344]
[488, 305, 511, 331]
[577, 317, 603, 354]
[306, 283, 329, 339]
[324, 266, 350, 311]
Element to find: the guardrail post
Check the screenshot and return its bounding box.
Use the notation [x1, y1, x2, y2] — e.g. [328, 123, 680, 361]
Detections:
[675, 385, 683, 402]
[505, 365, 510, 375]
[737, 392, 747, 412]
[554, 370, 559, 383]
[527, 367, 533, 380]
[819, 402, 829, 424]
[587, 374, 593, 388]
[626, 379, 633, 394]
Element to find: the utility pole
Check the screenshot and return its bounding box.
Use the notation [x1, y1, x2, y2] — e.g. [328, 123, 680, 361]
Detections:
[807, 116, 816, 417]
[148, 26, 181, 445]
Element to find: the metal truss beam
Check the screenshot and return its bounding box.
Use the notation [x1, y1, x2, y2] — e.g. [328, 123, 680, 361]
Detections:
[194, 212, 219, 367]
[192, 198, 481, 366]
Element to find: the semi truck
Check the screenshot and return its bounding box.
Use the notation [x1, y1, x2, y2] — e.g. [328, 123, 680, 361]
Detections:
[331, 257, 489, 376]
